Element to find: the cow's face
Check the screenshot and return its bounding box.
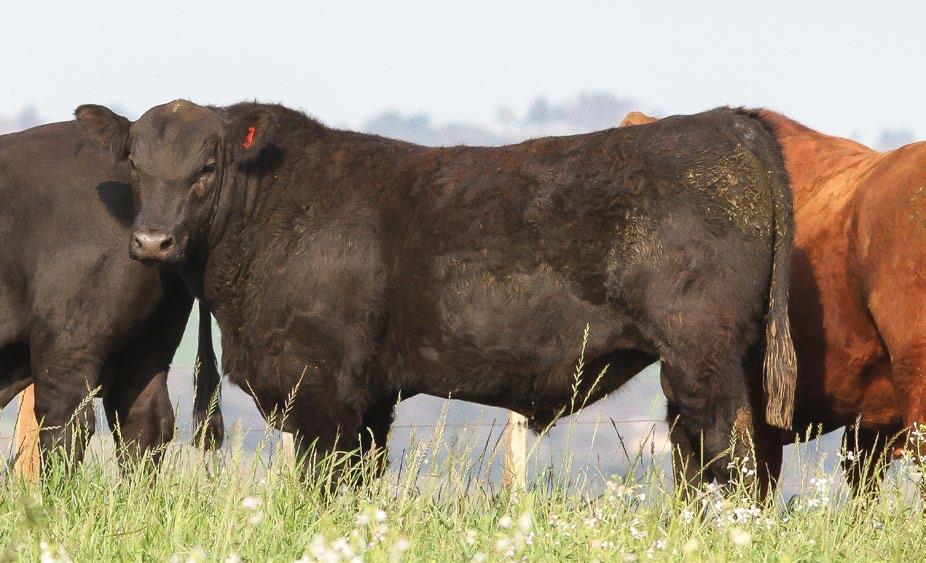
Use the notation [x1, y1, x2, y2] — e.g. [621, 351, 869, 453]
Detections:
[75, 100, 269, 265]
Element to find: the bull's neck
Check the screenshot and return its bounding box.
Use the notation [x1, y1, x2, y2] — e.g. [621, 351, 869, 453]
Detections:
[199, 152, 286, 324]
[758, 110, 879, 212]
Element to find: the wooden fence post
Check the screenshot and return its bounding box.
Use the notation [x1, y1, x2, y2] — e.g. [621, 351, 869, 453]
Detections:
[13, 385, 40, 482]
[281, 432, 296, 467]
[502, 411, 527, 489]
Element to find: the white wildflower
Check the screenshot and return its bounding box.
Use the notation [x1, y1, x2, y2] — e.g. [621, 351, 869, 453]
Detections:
[629, 518, 647, 540]
[729, 527, 752, 547]
[308, 535, 327, 559]
[39, 542, 74, 563]
[682, 537, 700, 554]
[331, 537, 354, 559]
[495, 536, 512, 554]
[809, 476, 828, 495]
[241, 496, 262, 511]
[681, 509, 695, 523]
[464, 529, 477, 545]
[372, 523, 388, 543]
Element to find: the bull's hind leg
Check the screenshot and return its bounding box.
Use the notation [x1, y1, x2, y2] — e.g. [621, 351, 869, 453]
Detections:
[359, 393, 399, 479]
[667, 399, 782, 498]
[31, 345, 101, 468]
[659, 347, 756, 487]
[665, 397, 715, 495]
[751, 419, 784, 499]
[842, 425, 889, 499]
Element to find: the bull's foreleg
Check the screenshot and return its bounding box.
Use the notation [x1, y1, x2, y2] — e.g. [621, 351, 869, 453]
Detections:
[103, 365, 175, 470]
[867, 293, 926, 460]
[888, 347, 926, 460]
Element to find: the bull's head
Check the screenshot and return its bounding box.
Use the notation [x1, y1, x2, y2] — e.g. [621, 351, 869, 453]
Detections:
[75, 100, 271, 265]
[618, 111, 658, 128]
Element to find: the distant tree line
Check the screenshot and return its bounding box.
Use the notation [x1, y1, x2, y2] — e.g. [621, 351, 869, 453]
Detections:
[0, 96, 916, 151]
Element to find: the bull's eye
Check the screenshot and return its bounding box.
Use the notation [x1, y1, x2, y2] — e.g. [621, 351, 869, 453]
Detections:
[200, 162, 216, 175]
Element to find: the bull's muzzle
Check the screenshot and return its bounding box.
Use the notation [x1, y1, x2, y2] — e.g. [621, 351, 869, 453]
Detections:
[130, 228, 182, 264]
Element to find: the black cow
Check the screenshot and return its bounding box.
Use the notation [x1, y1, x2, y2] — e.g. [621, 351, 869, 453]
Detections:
[0, 120, 224, 468]
[76, 100, 797, 485]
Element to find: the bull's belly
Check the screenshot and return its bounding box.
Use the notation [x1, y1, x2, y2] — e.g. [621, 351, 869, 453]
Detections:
[791, 354, 902, 434]
[401, 265, 631, 411]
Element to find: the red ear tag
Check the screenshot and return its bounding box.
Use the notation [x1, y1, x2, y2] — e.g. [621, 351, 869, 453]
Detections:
[242, 126, 256, 149]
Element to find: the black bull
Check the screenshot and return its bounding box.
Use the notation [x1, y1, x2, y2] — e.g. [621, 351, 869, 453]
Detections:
[77, 101, 797, 484]
[0, 121, 223, 466]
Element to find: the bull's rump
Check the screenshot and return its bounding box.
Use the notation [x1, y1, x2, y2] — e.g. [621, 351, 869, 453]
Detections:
[373, 109, 783, 408]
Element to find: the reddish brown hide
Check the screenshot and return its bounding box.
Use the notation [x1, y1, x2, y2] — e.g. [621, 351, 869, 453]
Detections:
[621, 110, 926, 494]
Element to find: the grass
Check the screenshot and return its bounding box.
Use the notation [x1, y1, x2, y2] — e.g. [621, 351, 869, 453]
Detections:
[2, 413, 926, 562]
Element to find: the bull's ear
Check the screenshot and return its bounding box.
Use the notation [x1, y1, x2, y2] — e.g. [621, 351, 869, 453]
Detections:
[75, 104, 131, 161]
[230, 109, 273, 162]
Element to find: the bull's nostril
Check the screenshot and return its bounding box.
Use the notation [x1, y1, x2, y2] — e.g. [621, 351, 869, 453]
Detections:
[132, 236, 143, 249]
[160, 237, 174, 251]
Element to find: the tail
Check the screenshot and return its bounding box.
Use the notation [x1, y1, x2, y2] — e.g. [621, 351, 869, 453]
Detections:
[746, 111, 798, 430]
[192, 299, 225, 448]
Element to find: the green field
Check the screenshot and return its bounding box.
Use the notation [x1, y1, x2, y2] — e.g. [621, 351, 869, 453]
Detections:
[2, 417, 925, 562]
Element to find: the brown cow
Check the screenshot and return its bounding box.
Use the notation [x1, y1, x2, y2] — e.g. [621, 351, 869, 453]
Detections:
[622, 109, 926, 494]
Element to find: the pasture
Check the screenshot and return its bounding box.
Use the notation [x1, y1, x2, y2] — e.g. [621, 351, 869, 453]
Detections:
[2, 326, 925, 561]
[1, 414, 925, 561]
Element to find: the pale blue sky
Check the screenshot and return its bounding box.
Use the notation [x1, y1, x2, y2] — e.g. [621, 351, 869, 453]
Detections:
[3, 1, 923, 141]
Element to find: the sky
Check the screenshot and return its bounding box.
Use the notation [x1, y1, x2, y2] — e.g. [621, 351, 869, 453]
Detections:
[2, 1, 924, 142]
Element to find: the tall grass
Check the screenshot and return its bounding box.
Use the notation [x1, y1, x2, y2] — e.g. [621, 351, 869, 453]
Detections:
[2, 410, 926, 562]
